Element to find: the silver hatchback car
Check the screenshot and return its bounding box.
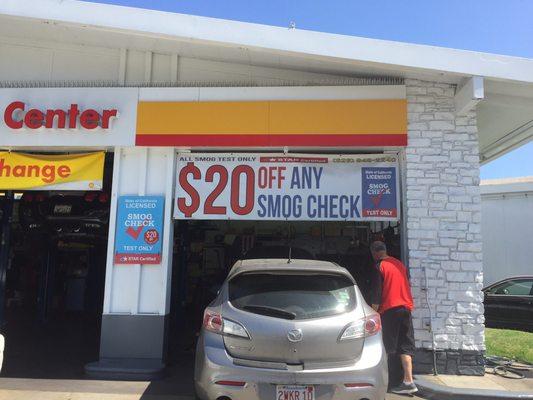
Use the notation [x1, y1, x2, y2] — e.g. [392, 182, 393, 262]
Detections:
[194, 259, 387, 400]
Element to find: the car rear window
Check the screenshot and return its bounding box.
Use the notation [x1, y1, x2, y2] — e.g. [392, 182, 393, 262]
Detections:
[228, 273, 356, 320]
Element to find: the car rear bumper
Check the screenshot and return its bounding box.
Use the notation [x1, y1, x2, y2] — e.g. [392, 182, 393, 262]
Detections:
[194, 333, 388, 400]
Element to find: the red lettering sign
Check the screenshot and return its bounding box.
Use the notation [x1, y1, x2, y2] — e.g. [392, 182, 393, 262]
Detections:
[3, 101, 118, 130]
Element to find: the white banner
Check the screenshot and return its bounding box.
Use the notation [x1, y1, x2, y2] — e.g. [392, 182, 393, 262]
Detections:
[174, 153, 400, 221]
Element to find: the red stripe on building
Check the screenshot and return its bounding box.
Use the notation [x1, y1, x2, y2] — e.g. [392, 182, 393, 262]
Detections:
[135, 134, 407, 147]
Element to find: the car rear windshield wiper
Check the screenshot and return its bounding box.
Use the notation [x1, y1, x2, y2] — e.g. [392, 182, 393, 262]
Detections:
[243, 305, 297, 320]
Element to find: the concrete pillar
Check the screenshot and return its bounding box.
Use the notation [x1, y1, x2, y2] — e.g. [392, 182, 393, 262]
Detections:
[404, 79, 485, 375]
[86, 147, 176, 379]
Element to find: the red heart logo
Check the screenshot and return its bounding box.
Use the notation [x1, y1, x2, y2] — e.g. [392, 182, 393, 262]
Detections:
[126, 226, 143, 240]
[371, 188, 386, 208]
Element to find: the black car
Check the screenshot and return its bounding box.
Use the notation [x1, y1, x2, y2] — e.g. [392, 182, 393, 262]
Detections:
[483, 276, 533, 332]
[19, 191, 110, 238]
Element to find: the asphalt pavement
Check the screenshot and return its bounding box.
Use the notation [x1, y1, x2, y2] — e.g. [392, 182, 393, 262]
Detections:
[0, 377, 427, 400]
[387, 393, 422, 399]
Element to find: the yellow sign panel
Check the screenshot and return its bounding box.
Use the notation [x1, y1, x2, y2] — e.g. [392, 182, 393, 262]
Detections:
[0, 152, 105, 190]
[136, 99, 407, 147]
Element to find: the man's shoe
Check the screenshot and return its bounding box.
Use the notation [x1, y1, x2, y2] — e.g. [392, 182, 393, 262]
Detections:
[390, 382, 418, 395]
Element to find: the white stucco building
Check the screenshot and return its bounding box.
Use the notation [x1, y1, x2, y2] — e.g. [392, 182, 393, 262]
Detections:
[481, 177, 533, 286]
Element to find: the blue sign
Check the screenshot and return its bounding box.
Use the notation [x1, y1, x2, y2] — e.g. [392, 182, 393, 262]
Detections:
[114, 196, 165, 264]
[361, 167, 397, 218]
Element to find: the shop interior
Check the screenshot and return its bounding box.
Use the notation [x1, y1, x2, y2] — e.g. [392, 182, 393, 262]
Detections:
[168, 219, 401, 359]
[0, 154, 113, 378]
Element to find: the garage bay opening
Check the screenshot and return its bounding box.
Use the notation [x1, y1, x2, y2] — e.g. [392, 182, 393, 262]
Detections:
[168, 219, 402, 359]
[0, 153, 113, 378]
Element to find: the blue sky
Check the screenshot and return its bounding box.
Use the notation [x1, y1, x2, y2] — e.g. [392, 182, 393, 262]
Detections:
[86, 0, 533, 179]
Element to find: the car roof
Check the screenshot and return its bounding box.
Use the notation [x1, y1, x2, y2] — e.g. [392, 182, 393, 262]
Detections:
[228, 258, 355, 283]
[483, 275, 533, 290]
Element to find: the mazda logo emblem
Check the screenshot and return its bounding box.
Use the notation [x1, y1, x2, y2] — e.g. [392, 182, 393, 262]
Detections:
[287, 329, 303, 342]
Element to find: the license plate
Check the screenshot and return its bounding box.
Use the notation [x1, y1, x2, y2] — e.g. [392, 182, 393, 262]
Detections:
[54, 204, 72, 214]
[276, 385, 314, 400]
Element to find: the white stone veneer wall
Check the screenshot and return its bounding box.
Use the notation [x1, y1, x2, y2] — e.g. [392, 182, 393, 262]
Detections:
[405, 79, 485, 354]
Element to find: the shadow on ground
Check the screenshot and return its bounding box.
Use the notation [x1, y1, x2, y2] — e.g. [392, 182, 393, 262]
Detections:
[0, 316, 424, 399]
[1, 313, 99, 379]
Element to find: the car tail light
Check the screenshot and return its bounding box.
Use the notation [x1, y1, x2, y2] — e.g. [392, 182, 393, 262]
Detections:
[222, 318, 250, 339]
[339, 313, 381, 341]
[203, 309, 250, 339]
[35, 194, 45, 202]
[98, 193, 109, 203]
[215, 380, 246, 387]
[203, 310, 223, 333]
[363, 314, 381, 336]
[84, 193, 97, 202]
[24, 194, 33, 202]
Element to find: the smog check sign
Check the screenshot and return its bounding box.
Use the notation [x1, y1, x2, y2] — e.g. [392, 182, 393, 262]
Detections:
[114, 196, 165, 265]
[174, 153, 399, 221]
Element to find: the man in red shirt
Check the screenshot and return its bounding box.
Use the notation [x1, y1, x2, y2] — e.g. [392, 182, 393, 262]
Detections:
[370, 241, 417, 395]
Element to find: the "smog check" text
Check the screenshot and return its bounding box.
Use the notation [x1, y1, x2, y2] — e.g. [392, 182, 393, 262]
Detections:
[124, 214, 155, 227]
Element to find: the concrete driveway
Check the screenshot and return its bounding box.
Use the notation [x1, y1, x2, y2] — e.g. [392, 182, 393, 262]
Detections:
[0, 377, 424, 400]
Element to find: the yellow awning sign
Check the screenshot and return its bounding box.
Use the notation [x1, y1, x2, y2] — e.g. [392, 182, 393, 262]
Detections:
[136, 99, 408, 147]
[0, 152, 104, 190]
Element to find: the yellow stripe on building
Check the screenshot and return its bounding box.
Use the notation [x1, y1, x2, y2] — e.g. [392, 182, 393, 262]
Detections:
[136, 99, 407, 136]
